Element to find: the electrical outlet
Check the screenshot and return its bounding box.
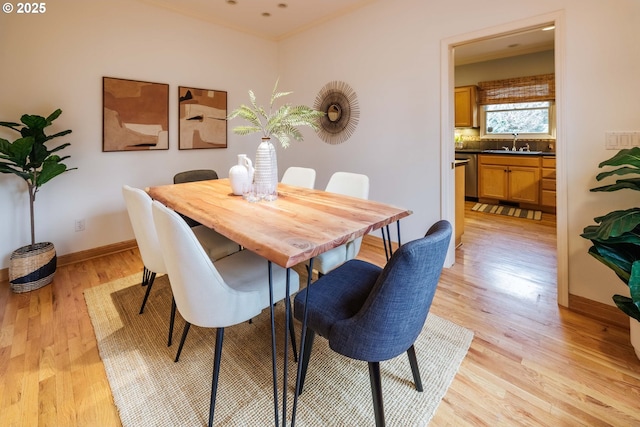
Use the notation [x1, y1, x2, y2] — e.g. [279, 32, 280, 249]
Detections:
[75, 219, 85, 232]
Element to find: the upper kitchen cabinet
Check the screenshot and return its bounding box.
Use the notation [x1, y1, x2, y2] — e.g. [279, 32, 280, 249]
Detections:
[455, 85, 478, 128]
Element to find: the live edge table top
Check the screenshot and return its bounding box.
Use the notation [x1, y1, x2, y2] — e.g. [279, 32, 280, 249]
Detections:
[147, 179, 412, 269]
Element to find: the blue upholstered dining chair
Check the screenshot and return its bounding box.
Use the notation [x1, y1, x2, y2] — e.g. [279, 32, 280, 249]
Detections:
[293, 220, 452, 427]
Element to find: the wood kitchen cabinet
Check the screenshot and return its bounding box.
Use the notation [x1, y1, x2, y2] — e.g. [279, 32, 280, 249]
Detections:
[455, 85, 478, 128]
[541, 157, 556, 209]
[455, 161, 466, 247]
[479, 155, 541, 204]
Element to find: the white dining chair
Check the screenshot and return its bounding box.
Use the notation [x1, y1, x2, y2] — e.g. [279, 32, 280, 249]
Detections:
[310, 172, 370, 277]
[122, 185, 240, 344]
[151, 200, 300, 427]
[281, 166, 316, 189]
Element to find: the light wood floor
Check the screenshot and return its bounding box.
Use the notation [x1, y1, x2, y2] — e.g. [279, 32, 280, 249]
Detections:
[1, 202, 639, 426]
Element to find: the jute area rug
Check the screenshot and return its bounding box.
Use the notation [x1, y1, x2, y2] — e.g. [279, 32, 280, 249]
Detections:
[472, 202, 542, 220]
[84, 272, 473, 426]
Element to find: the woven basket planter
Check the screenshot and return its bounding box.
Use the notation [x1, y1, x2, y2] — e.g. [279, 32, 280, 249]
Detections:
[9, 242, 57, 293]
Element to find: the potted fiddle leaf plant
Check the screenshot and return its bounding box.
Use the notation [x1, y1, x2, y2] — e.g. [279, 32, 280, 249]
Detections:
[227, 79, 324, 200]
[0, 109, 76, 293]
[580, 146, 640, 358]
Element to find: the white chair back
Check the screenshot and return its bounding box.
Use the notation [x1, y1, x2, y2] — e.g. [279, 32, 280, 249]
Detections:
[281, 167, 316, 189]
[325, 172, 370, 259]
[151, 201, 261, 328]
[325, 172, 370, 199]
[122, 185, 166, 275]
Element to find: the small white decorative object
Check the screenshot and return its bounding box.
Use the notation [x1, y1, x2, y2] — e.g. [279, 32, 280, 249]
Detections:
[253, 137, 278, 201]
[228, 154, 254, 196]
[631, 318, 640, 360]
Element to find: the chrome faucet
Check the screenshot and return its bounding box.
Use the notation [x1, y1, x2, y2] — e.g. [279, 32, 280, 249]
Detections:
[512, 133, 518, 151]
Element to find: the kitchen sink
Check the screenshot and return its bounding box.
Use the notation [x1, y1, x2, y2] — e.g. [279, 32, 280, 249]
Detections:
[482, 149, 544, 155]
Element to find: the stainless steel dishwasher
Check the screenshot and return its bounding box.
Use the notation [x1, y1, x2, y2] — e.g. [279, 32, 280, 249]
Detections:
[454, 152, 478, 199]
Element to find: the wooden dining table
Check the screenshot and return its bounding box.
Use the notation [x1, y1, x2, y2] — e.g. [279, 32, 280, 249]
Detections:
[147, 178, 412, 426]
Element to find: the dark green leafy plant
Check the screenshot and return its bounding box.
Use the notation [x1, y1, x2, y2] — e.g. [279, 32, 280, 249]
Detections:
[581, 147, 640, 322]
[227, 79, 325, 148]
[0, 109, 76, 247]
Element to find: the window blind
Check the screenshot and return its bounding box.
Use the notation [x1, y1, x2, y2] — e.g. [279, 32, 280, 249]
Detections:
[477, 74, 555, 105]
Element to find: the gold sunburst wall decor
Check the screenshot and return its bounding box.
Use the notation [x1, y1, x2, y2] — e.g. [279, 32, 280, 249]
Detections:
[314, 81, 359, 145]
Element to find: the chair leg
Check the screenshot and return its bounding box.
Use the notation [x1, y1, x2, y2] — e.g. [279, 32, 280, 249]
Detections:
[141, 266, 151, 286]
[168, 297, 177, 347]
[305, 264, 323, 281]
[208, 328, 224, 427]
[296, 329, 316, 396]
[368, 362, 386, 427]
[138, 271, 156, 314]
[289, 311, 298, 363]
[174, 321, 191, 362]
[407, 345, 423, 392]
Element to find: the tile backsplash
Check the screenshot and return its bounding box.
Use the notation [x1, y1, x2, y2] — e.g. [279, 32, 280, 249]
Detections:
[454, 128, 555, 152]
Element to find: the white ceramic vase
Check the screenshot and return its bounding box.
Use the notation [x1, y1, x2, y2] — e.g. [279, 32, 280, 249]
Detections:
[630, 318, 640, 360]
[228, 154, 254, 195]
[253, 137, 278, 201]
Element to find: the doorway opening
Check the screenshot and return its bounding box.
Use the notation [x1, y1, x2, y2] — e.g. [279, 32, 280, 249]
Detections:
[441, 12, 567, 306]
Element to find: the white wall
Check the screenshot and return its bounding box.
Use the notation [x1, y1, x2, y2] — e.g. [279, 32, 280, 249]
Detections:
[277, 0, 640, 306]
[2, 0, 640, 309]
[455, 50, 555, 86]
[0, 0, 277, 261]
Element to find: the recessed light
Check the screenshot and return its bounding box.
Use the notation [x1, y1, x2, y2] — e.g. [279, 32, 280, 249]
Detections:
[262, 12, 271, 17]
[278, 3, 287, 7]
[226, 0, 237, 4]
[508, 43, 520, 48]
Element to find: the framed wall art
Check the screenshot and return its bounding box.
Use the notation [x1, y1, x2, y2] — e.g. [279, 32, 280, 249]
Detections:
[103, 77, 169, 152]
[178, 86, 227, 149]
[314, 81, 360, 145]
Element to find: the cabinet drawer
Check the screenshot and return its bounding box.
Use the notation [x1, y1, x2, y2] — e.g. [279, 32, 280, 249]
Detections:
[542, 168, 556, 179]
[479, 155, 540, 167]
[542, 157, 556, 168]
[542, 189, 556, 206]
[542, 178, 556, 191]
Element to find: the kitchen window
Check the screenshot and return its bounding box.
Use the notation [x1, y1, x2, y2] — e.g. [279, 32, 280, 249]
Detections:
[478, 74, 555, 140]
[481, 101, 555, 139]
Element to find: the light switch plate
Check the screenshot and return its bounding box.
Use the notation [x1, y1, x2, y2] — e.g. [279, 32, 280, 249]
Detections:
[605, 132, 619, 149]
[619, 132, 631, 147]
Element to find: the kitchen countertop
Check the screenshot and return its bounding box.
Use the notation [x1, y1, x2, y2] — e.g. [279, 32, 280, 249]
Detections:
[456, 149, 555, 157]
[455, 149, 483, 154]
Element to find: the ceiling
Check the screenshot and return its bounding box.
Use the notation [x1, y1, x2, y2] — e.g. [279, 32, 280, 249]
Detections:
[136, 1, 553, 62]
[454, 25, 555, 66]
[137, 0, 378, 41]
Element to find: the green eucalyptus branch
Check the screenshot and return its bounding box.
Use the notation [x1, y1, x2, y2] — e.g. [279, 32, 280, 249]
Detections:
[227, 79, 324, 148]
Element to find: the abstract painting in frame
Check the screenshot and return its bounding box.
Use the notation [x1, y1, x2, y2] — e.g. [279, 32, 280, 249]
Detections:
[103, 77, 169, 152]
[179, 86, 227, 149]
